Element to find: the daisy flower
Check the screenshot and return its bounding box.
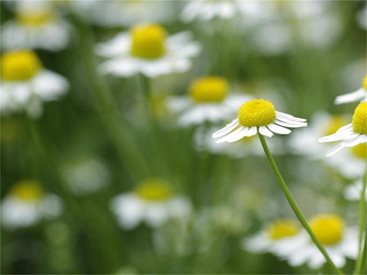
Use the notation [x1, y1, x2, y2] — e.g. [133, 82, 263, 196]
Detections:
[212, 99, 307, 142]
[319, 102, 367, 156]
[335, 75, 367, 105]
[180, 0, 240, 22]
[71, 0, 174, 27]
[243, 219, 304, 258]
[167, 76, 251, 126]
[1, 0, 70, 51]
[62, 158, 110, 196]
[95, 23, 200, 78]
[0, 50, 69, 118]
[289, 113, 349, 158]
[344, 180, 367, 202]
[285, 214, 358, 269]
[1, 180, 63, 229]
[111, 178, 192, 230]
[324, 143, 366, 179]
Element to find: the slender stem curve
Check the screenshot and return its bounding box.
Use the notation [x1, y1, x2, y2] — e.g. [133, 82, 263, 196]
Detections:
[258, 134, 343, 275]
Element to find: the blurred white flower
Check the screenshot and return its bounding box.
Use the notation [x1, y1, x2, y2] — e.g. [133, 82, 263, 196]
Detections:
[289, 113, 350, 158]
[167, 77, 251, 126]
[72, 0, 174, 27]
[285, 214, 358, 269]
[335, 75, 367, 105]
[344, 180, 367, 202]
[0, 50, 69, 118]
[194, 126, 284, 158]
[213, 99, 307, 142]
[1, 180, 62, 229]
[180, 0, 240, 22]
[357, 4, 367, 30]
[243, 219, 303, 258]
[319, 102, 367, 156]
[62, 158, 110, 196]
[111, 178, 192, 230]
[324, 143, 366, 180]
[1, 0, 70, 51]
[95, 24, 200, 78]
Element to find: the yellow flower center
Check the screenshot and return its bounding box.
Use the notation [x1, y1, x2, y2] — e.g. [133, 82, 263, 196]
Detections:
[190, 77, 229, 103]
[310, 214, 344, 246]
[10, 180, 44, 202]
[130, 24, 166, 59]
[350, 143, 367, 159]
[238, 99, 276, 127]
[324, 116, 348, 136]
[363, 75, 367, 90]
[1, 51, 42, 81]
[135, 179, 172, 201]
[267, 219, 299, 240]
[16, 11, 55, 26]
[352, 102, 367, 135]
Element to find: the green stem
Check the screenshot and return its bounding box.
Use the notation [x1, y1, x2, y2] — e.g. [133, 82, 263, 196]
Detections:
[355, 167, 367, 275]
[258, 134, 343, 275]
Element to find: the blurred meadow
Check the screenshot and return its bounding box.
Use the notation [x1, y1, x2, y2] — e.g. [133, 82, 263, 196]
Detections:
[1, 0, 366, 274]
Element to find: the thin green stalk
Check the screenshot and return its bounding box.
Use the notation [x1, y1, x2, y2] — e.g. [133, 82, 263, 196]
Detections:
[355, 167, 367, 275]
[258, 134, 343, 275]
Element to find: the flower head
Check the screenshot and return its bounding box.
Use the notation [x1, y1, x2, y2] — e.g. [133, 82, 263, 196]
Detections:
[285, 214, 358, 269]
[319, 101, 367, 156]
[213, 98, 307, 142]
[95, 24, 200, 78]
[1, 180, 62, 229]
[111, 178, 191, 229]
[190, 77, 229, 103]
[0, 50, 68, 117]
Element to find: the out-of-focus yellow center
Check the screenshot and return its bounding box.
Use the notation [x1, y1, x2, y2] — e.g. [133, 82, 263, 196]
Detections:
[267, 219, 299, 240]
[324, 116, 348, 136]
[190, 77, 229, 103]
[363, 75, 367, 90]
[240, 136, 255, 143]
[16, 11, 55, 26]
[130, 24, 166, 59]
[10, 180, 44, 201]
[352, 102, 367, 135]
[1, 51, 41, 81]
[238, 99, 276, 127]
[135, 178, 172, 201]
[310, 214, 344, 246]
[351, 143, 367, 159]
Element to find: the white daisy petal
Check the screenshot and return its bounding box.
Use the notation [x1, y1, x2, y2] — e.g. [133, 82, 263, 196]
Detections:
[267, 124, 291, 135]
[216, 126, 247, 143]
[259, 126, 274, 137]
[244, 127, 258, 137]
[335, 88, 366, 105]
[212, 118, 239, 138]
[276, 111, 307, 122]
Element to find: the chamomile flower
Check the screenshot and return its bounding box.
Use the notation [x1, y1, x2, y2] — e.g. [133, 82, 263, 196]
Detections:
[243, 219, 303, 258]
[1, 180, 63, 229]
[180, 0, 240, 22]
[1, 0, 70, 51]
[0, 50, 69, 117]
[167, 76, 251, 126]
[111, 178, 192, 230]
[324, 144, 366, 179]
[319, 102, 367, 156]
[344, 180, 367, 202]
[289, 113, 349, 158]
[335, 75, 367, 105]
[95, 23, 200, 78]
[285, 214, 358, 269]
[213, 99, 307, 142]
